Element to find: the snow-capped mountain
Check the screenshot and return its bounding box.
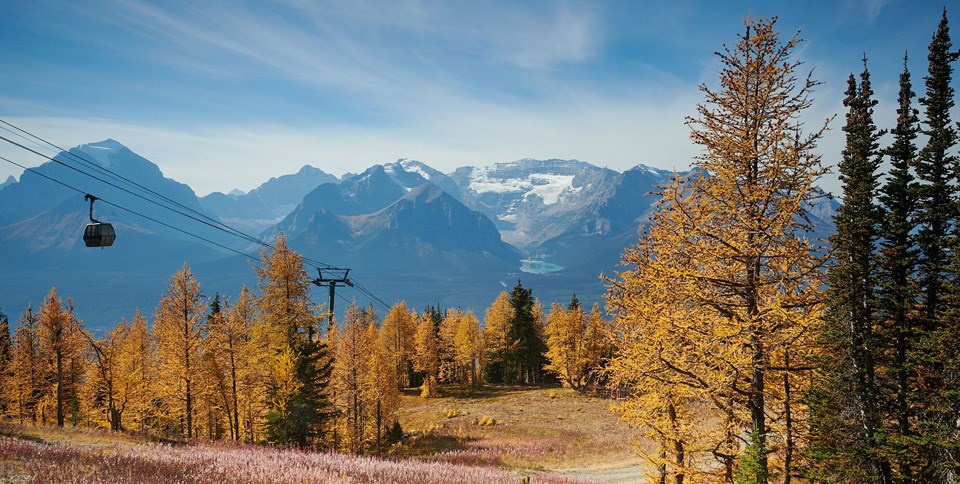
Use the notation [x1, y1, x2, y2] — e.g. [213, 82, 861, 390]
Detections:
[0, 139, 204, 228]
[0, 140, 838, 328]
[449, 159, 624, 248]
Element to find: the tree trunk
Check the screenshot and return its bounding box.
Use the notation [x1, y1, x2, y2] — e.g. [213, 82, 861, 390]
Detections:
[750, 333, 767, 481]
[230, 347, 240, 442]
[667, 402, 684, 484]
[186, 376, 193, 438]
[783, 348, 793, 484]
[376, 399, 383, 458]
[56, 351, 64, 428]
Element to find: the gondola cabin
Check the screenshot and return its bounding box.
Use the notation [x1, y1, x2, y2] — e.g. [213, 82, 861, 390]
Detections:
[83, 222, 116, 247]
[82, 194, 116, 248]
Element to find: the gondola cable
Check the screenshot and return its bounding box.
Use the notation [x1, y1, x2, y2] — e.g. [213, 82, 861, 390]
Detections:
[0, 155, 265, 262]
[0, 120, 345, 272]
[1, 152, 390, 312]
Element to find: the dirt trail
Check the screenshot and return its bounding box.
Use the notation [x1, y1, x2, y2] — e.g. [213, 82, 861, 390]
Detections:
[555, 459, 649, 483]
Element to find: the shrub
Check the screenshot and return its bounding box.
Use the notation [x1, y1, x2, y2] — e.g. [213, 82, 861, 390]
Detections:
[386, 420, 404, 445]
[473, 416, 497, 426]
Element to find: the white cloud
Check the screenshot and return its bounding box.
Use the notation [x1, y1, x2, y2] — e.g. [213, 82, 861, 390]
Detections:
[0, 87, 700, 196]
[864, 0, 891, 24]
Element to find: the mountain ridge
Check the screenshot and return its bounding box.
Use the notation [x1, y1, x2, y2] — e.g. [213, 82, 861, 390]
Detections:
[0, 140, 839, 329]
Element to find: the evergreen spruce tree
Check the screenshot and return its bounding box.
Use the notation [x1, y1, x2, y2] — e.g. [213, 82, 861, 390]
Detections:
[506, 280, 546, 384]
[913, 10, 960, 476]
[811, 61, 889, 482]
[915, 10, 959, 326]
[0, 309, 9, 366]
[877, 54, 922, 481]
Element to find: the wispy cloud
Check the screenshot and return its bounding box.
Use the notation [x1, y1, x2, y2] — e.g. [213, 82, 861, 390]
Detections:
[92, 0, 604, 103]
[2, 0, 945, 199]
[864, 0, 891, 24]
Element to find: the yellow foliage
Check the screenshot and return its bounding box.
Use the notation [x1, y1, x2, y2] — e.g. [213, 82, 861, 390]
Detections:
[605, 16, 827, 481]
[254, 235, 318, 348]
[269, 348, 302, 412]
[413, 315, 440, 398]
[473, 415, 497, 426]
[380, 301, 416, 389]
[153, 264, 206, 438]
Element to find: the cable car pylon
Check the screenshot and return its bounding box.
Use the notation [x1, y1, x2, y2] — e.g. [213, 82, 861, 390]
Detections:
[311, 268, 352, 335]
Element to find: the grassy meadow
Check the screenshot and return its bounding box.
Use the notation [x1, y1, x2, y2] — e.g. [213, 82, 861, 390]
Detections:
[0, 385, 649, 483]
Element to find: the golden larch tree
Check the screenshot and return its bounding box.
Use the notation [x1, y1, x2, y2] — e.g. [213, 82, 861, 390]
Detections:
[226, 286, 257, 441]
[117, 309, 154, 432]
[545, 300, 588, 389]
[332, 301, 374, 453]
[606, 16, 828, 482]
[153, 264, 206, 438]
[365, 321, 400, 457]
[84, 317, 128, 431]
[380, 301, 416, 389]
[6, 306, 41, 423]
[413, 313, 440, 398]
[583, 304, 611, 384]
[254, 235, 318, 348]
[206, 288, 255, 441]
[484, 291, 513, 383]
[454, 310, 484, 387]
[37, 287, 86, 428]
[255, 235, 331, 446]
[438, 308, 462, 383]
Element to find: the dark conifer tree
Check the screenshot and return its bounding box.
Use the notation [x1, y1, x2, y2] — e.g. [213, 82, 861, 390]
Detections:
[811, 62, 890, 482]
[423, 304, 444, 332]
[208, 293, 222, 321]
[506, 280, 546, 384]
[877, 54, 922, 481]
[915, 9, 958, 325]
[913, 10, 960, 476]
[0, 309, 9, 366]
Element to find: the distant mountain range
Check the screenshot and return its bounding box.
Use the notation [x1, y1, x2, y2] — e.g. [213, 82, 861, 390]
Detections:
[0, 141, 839, 330]
[200, 165, 339, 233]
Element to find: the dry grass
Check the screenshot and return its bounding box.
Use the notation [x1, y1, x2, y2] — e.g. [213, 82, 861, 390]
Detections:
[0, 387, 646, 483]
[394, 385, 642, 473]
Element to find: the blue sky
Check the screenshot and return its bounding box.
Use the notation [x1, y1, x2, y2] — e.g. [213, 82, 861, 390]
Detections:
[0, 0, 953, 195]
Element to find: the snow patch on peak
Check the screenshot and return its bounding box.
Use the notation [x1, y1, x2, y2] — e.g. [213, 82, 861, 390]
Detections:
[468, 168, 578, 206]
[85, 139, 125, 150]
[78, 139, 126, 168]
[468, 166, 528, 194]
[524, 174, 578, 205]
[632, 163, 670, 176]
[400, 160, 434, 180]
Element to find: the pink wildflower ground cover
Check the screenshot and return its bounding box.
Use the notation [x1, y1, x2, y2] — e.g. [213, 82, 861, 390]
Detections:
[0, 437, 590, 483]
